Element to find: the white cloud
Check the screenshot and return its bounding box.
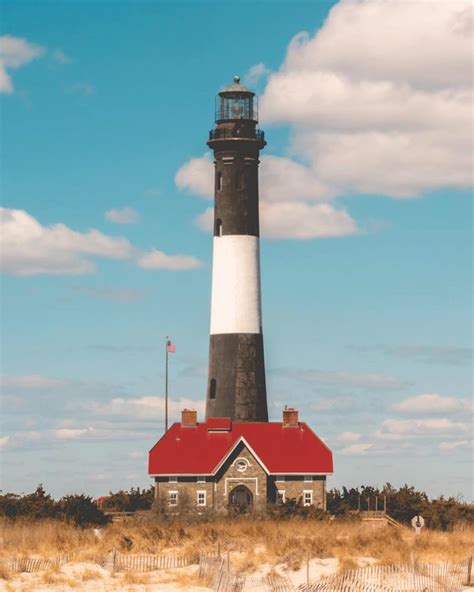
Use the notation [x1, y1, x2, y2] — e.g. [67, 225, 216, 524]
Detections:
[260, 201, 357, 239]
[312, 397, 357, 413]
[175, 153, 214, 199]
[301, 369, 405, 390]
[105, 207, 139, 224]
[137, 249, 203, 271]
[1, 208, 132, 275]
[52, 427, 95, 440]
[0, 436, 10, 448]
[1, 374, 65, 390]
[128, 450, 145, 459]
[381, 418, 469, 436]
[336, 431, 362, 443]
[86, 396, 205, 421]
[244, 62, 270, 86]
[393, 393, 472, 414]
[259, 0, 473, 198]
[51, 49, 72, 65]
[176, 154, 358, 239]
[339, 443, 373, 456]
[0, 208, 202, 275]
[69, 81, 95, 96]
[439, 440, 472, 452]
[0, 35, 45, 94]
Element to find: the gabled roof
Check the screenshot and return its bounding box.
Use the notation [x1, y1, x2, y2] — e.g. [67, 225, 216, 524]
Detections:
[148, 421, 333, 476]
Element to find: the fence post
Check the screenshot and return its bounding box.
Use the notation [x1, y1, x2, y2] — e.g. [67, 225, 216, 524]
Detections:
[467, 554, 472, 585]
[306, 550, 310, 587]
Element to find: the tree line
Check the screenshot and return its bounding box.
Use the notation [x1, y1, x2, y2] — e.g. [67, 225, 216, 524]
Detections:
[0, 483, 471, 530]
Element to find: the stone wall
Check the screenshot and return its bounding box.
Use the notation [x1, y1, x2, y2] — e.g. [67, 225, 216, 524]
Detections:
[271, 476, 326, 509]
[154, 448, 326, 514]
[154, 477, 214, 514]
[214, 443, 267, 514]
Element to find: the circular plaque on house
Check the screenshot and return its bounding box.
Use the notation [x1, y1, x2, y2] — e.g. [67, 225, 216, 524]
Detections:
[235, 458, 249, 472]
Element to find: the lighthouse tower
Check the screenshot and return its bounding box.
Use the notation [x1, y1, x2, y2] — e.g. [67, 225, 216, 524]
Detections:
[205, 76, 268, 422]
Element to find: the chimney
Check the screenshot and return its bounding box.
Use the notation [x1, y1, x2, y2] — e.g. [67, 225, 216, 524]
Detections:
[181, 409, 197, 427]
[282, 407, 298, 427]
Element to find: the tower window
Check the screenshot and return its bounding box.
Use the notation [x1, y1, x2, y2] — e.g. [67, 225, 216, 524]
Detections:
[217, 171, 223, 191]
[215, 219, 223, 237]
[210, 378, 216, 399]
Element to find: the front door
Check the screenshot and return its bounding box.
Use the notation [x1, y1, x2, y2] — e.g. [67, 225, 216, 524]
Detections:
[229, 485, 253, 512]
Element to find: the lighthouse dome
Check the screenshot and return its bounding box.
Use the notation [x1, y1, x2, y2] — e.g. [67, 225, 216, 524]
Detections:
[219, 75, 254, 96]
[216, 76, 257, 122]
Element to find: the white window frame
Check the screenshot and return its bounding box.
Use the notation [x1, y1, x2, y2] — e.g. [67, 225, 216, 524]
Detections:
[276, 476, 285, 483]
[277, 490, 286, 504]
[169, 476, 177, 483]
[304, 475, 313, 483]
[169, 490, 178, 506]
[197, 476, 205, 483]
[303, 490, 313, 506]
[196, 490, 207, 507]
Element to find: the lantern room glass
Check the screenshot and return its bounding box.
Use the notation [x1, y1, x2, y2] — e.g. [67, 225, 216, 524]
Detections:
[216, 94, 258, 122]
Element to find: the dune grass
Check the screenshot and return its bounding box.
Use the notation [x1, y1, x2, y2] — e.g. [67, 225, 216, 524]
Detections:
[0, 517, 472, 573]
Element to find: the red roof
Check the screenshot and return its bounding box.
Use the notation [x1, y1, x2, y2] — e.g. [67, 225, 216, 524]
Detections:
[148, 420, 333, 475]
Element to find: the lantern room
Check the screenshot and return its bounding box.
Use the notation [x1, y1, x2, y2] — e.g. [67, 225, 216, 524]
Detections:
[215, 76, 258, 122]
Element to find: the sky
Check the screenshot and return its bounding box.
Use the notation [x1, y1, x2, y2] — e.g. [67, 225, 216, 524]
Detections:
[0, 0, 472, 500]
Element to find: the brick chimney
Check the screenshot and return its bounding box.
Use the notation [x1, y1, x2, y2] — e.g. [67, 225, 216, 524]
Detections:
[181, 409, 197, 427]
[282, 406, 299, 427]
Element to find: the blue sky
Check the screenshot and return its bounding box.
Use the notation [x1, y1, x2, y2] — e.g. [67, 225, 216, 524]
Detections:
[1, 0, 472, 500]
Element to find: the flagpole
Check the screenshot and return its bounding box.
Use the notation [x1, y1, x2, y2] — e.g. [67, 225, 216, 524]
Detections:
[165, 336, 168, 432]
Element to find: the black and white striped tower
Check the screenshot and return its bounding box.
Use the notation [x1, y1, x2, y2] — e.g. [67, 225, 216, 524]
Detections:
[205, 76, 268, 422]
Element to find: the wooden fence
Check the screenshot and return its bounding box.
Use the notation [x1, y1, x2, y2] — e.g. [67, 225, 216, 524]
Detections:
[4, 550, 472, 592]
[299, 558, 471, 592]
[6, 555, 72, 573]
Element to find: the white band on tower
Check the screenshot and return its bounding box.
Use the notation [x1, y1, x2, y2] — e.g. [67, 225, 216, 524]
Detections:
[210, 235, 262, 335]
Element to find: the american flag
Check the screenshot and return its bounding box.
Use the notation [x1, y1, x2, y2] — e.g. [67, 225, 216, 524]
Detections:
[167, 340, 176, 353]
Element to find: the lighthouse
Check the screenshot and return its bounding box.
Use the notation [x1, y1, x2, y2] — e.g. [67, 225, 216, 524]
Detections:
[205, 76, 268, 422]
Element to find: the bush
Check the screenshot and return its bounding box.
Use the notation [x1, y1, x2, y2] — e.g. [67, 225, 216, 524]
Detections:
[0, 485, 108, 526]
[57, 494, 109, 526]
[267, 497, 327, 520]
[101, 487, 154, 512]
[326, 483, 474, 530]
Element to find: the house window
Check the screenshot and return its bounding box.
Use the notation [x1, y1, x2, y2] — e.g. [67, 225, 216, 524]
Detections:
[303, 490, 313, 506]
[210, 378, 216, 399]
[197, 476, 205, 483]
[169, 491, 178, 506]
[217, 171, 223, 191]
[304, 476, 313, 482]
[169, 476, 177, 483]
[276, 476, 285, 483]
[197, 491, 206, 506]
[215, 219, 222, 237]
[277, 490, 286, 504]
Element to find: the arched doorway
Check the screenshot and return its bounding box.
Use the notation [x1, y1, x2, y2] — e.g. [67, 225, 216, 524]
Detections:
[229, 485, 253, 512]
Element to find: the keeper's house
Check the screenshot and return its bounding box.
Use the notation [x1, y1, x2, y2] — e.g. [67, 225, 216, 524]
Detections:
[148, 408, 333, 514]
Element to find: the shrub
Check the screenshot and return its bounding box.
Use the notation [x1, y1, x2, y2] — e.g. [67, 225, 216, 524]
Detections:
[101, 487, 154, 512]
[57, 494, 109, 527]
[0, 485, 108, 526]
[327, 483, 474, 530]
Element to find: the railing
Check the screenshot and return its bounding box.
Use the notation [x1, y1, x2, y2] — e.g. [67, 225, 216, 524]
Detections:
[209, 128, 265, 142]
